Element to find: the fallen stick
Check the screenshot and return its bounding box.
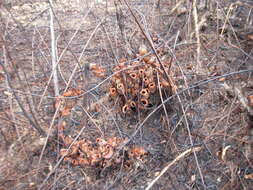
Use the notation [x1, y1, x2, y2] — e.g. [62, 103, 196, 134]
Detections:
[145, 146, 202, 190]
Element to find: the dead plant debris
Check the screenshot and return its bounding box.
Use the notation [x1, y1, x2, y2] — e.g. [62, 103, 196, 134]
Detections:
[107, 45, 173, 114]
[58, 121, 148, 168]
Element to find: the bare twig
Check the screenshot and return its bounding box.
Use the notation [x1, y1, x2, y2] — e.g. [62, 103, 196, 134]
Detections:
[0, 33, 46, 136]
[0, 62, 46, 136]
[49, 0, 59, 96]
[145, 147, 202, 190]
[192, 0, 201, 72]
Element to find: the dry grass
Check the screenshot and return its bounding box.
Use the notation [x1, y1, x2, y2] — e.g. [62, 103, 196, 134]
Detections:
[0, 0, 253, 190]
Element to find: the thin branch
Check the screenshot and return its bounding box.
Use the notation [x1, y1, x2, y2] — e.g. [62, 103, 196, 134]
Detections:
[145, 147, 202, 190]
[192, 0, 201, 72]
[49, 0, 59, 96]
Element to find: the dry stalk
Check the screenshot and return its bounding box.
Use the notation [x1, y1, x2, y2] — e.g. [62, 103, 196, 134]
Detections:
[145, 147, 202, 190]
[37, 5, 94, 109]
[192, 0, 201, 72]
[49, 0, 59, 96]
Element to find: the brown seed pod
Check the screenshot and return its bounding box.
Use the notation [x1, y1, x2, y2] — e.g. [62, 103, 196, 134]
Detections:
[248, 95, 253, 108]
[140, 98, 149, 107]
[129, 100, 136, 108]
[60, 149, 69, 157]
[129, 72, 138, 80]
[64, 136, 73, 145]
[147, 56, 156, 65]
[63, 88, 82, 97]
[116, 83, 125, 94]
[63, 157, 72, 162]
[139, 45, 148, 56]
[148, 82, 156, 93]
[80, 143, 90, 153]
[129, 100, 137, 111]
[131, 87, 139, 96]
[112, 75, 121, 83]
[69, 143, 79, 156]
[113, 66, 120, 72]
[89, 63, 98, 70]
[107, 137, 123, 147]
[71, 159, 79, 166]
[114, 154, 122, 164]
[144, 67, 154, 78]
[140, 88, 150, 98]
[138, 68, 145, 76]
[102, 145, 114, 159]
[96, 138, 107, 146]
[114, 78, 122, 85]
[131, 61, 140, 66]
[128, 146, 148, 159]
[90, 153, 101, 166]
[77, 158, 90, 165]
[119, 58, 127, 63]
[92, 68, 105, 78]
[118, 62, 125, 69]
[143, 77, 150, 86]
[109, 87, 118, 97]
[122, 104, 130, 114]
[143, 55, 151, 63]
[160, 80, 170, 88]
